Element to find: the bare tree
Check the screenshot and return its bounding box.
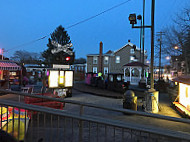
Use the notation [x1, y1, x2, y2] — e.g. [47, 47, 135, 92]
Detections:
[10, 50, 43, 65]
[162, 7, 190, 74]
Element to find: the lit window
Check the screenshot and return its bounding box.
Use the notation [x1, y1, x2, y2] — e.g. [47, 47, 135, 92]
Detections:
[93, 67, 97, 73]
[93, 56, 98, 64]
[130, 49, 135, 54]
[115, 56, 120, 63]
[104, 67, 108, 74]
[130, 56, 135, 61]
[104, 56, 109, 64]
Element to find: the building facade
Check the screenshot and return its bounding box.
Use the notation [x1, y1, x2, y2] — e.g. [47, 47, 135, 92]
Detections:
[87, 40, 147, 76]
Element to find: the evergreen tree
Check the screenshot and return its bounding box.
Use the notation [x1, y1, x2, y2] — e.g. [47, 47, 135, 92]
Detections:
[42, 25, 75, 66]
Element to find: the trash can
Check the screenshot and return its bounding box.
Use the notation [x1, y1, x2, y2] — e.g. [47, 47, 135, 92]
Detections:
[123, 90, 137, 111]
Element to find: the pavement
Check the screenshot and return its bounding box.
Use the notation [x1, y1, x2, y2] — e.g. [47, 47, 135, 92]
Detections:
[73, 81, 182, 118]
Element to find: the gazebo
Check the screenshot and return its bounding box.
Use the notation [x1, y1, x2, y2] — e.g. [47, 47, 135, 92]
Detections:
[123, 62, 149, 85]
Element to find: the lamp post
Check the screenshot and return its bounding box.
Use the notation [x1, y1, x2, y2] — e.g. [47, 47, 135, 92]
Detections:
[137, 15, 142, 63]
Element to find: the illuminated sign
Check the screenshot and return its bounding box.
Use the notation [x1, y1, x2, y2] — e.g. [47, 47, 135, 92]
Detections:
[48, 70, 73, 88]
[179, 83, 190, 108]
[65, 71, 73, 87]
[49, 71, 59, 88]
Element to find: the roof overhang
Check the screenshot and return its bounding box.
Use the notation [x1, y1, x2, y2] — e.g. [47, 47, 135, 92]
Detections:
[173, 76, 190, 85]
[0, 61, 21, 71]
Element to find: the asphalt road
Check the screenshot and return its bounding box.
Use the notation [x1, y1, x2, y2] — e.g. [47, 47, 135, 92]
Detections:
[64, 89, 190, 136]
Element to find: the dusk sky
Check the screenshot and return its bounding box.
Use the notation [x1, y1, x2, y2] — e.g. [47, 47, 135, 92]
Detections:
[0, 0, 189, 64]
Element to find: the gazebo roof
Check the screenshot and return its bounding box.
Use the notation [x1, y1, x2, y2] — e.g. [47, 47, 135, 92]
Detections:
[123, 62, 149, 67]
[173, 76, 190, 85]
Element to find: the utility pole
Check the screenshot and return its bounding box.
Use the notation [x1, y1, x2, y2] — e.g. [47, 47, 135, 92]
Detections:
[150, 0, 155, 90]
[142, 0, 145, 73]
[157, 31, 164, 80]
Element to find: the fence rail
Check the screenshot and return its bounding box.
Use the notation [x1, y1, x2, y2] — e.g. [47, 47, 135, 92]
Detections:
[0, 99, 190, 142]
[0, 89, 190, 142]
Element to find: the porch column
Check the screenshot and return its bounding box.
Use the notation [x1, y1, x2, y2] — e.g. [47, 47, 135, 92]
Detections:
[129, 67, 132, 82]
[124, 67, 126, 81]
[139, 67, 142, 80]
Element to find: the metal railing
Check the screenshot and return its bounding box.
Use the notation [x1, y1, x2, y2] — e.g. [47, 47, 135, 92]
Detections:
[0, 89, 190, 142]
[0, 99, 190, 142]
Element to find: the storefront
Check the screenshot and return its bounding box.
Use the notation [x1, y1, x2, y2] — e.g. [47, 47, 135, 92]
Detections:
[0, 60, 21, 89]
[173, 76, 190, 117]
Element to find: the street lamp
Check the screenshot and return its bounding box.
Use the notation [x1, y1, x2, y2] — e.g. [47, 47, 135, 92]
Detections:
[137, 15, 142, 63]
[174, 46, 179, 50]
[166, 56, 170, 60]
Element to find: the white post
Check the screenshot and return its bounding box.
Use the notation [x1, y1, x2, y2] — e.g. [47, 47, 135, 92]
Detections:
[124, 67, 126, 82]
[130, 67, 132, 82]
[139, 67, 142, 80]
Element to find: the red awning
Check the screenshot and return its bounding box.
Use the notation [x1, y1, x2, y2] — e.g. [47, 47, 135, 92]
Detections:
[0, 61, 21, 71]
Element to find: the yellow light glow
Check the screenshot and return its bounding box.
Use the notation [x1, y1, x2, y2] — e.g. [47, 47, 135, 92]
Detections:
[179, 83, 190, 108]
[49, 71, 59, 88]
[175, 82, 178, 85]
[59, 71, 64, 85]
[174, 46, 179, 49]
[65, 71, 73, 87]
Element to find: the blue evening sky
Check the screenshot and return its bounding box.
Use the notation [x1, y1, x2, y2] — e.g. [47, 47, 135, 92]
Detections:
[0, 0, 189, 64]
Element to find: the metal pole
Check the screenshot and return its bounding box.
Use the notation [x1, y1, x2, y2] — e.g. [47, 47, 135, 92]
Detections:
[150, 0, 155, 90]
[142, 0, 145, 77]
[140, 19, 142, 63]
[158, 33, 162, 80]
[159, 37, 161, 80]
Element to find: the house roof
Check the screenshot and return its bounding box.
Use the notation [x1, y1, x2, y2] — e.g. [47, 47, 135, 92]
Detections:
[173, 76, 190, 85]
[0, 60, 21, 71]
[114, 42, 147, 53]
[123, 61, 149, 67]
[87, 41, 147, 57]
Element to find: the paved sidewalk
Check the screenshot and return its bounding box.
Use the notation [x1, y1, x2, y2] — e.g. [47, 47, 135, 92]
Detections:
[73, 82, 181, 118]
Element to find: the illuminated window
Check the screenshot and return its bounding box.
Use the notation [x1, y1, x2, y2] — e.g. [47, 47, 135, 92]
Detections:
[130, 49, 134, 54]
[104, 56, 109, 64]
[93, 56, 98, 64]
[93, 67, 97, 73]
[104, 67, 108, 74]
[130, 56, 135, 61]
[115, 56, 120, 63]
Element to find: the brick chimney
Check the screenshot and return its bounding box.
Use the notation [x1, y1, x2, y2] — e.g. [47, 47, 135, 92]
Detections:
[128, 39, 131, 42]
[98, 41, 103, 73]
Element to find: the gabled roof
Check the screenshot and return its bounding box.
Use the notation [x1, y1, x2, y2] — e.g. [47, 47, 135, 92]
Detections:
[87, 41, 147, 57]
[114, 42, 147, 54]
[123, 61, 149, 67]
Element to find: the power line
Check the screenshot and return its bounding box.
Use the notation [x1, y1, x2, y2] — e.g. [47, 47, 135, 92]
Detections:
[66, 0, 132, 29]
[6, 0, 133, 52]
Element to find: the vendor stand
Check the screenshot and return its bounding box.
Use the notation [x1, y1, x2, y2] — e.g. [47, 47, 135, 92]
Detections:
[0, 60, 21, 89]
[173, 76, 190, 117]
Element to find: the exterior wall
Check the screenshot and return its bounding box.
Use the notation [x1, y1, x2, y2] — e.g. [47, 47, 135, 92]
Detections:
[87, 44, 145, 74]
[110, 45, 143, 74]
[87, 56, 99, 73]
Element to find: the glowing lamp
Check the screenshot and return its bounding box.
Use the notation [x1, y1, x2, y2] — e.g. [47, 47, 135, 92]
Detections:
[66, 57, 70, 61]
[59, 71, 64, 85]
